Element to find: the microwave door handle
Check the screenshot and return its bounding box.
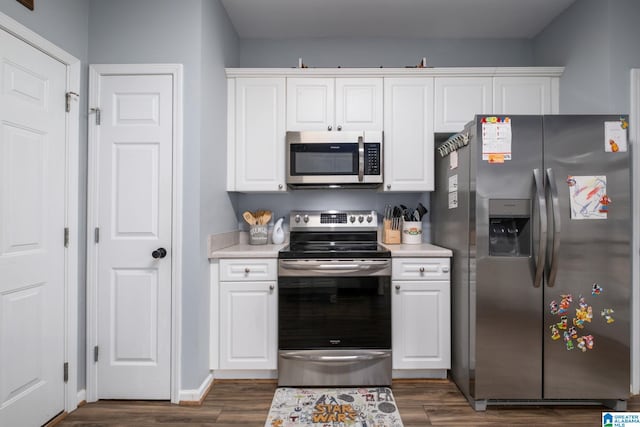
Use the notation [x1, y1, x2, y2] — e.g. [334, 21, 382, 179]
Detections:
[358, 136, 364, 182]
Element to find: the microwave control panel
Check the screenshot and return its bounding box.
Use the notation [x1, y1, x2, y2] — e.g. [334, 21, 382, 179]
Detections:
[365, 143, 381, 175]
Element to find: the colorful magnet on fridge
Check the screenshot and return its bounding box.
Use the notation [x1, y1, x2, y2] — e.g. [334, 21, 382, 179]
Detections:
[592, 283, 603, 295]
[549, 300, 559, 315]
[584, 335, 594, 349]
[598, 195, 611, 213]
[601, 308, 615, 323]
[557, 315, 568, 330]
[576, 337, 587, 352]
[550, 325, 561, 340]
[567, 176, 576, 187]
[620, 118, 629, 130]
[568, 326, 578, 339]
[578, 295, 587, 309]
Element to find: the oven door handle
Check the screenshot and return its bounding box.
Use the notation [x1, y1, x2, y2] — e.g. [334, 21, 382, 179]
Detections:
[358, 136, 364, 182]
[279, 259, 391, 275]
[280, 351, 390, 362]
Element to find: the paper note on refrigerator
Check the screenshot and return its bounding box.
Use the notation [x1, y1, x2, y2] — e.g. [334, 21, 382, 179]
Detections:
[568, 175, 608, 220]
[604, 121, 628, 152]
[482, 121, 512, 161]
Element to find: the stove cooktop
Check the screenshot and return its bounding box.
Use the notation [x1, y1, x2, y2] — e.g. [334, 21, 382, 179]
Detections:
[278, 242, 390, 259]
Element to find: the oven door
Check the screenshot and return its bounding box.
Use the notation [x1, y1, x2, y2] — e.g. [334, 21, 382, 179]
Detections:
[278, 260, 391, 350]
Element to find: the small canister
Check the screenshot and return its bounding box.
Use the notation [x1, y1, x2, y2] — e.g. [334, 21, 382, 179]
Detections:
[249, 224, 268, 245]
[401, 221, 423, 244]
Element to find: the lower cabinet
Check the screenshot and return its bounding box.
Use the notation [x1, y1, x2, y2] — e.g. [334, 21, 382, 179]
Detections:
[219, 280, 278, 370]
[392, 258, 451, 371]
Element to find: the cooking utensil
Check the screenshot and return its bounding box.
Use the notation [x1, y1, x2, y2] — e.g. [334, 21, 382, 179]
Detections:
[260, 211, 272, 225]
[242, 211, 256, 225]
[416, 202, 428, 219]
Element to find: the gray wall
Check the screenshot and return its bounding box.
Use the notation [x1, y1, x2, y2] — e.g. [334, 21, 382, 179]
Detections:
[88, 0, 239, 390]
[240, 37, 534, 68]
[0, 0, 90, 391]
[533, 0, 640, 114]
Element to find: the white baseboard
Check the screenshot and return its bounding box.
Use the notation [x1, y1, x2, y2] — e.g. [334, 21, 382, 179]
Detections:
[213, 369, 278, 380]
[77, 388, 86, 405]
[178, 373, 214, 403]
[392, 369, 448, 379]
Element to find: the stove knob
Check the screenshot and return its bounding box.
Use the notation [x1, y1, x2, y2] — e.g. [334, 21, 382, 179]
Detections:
[303, 215, 309, 223]
[358, 215, 364, 223]
[366, 215, 373, 223]
[294, 215, 301, 223]
[350, 216, 356, 223]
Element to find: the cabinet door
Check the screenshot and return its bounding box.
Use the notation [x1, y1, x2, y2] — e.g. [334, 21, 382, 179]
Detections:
[392, 280, 450, 369]
[219, 281, 277, 370]
[335, 78, 383, 131]
[434, 77, 492, 132]
[493, 76, 553, 114]
[286, 77, 334, 131]
[235, 78, 286, 192]
[383, 77, 434, 192]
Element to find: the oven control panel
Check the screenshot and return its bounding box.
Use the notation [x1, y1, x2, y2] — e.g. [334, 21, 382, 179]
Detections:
[290, 210, 377, 230]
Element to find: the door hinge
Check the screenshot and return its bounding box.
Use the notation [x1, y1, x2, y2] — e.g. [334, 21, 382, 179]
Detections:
[64, 227, 69, 248]
[63, 362, 69, 383]
[90, 107, 101, 125]
[94, 346, 99, 363]
[65, 91, 79, 113]
[94, 227, 100, 243]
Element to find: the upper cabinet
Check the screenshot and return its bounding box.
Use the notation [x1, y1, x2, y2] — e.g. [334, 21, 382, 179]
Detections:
[384, 77, 434, 192]
[227, 77, 286, 192]
[225, 68, 563, 193]
[434, 77, 492, 133]
[286, 77, 383, 131]
[493, 76, 558, 115]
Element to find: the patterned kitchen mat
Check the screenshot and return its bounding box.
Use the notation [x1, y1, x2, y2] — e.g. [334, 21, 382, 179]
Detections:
[265, 387, 404, 427]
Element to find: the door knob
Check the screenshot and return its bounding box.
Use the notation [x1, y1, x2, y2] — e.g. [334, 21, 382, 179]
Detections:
[152, 248, 167, 259]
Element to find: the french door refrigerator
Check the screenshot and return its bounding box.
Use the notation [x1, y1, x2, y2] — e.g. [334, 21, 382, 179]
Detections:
[432, 115, 630, 411]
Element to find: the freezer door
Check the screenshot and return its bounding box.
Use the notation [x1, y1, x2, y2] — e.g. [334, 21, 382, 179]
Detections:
[474, 116, 544, 399]
[543, 115, 630, 399]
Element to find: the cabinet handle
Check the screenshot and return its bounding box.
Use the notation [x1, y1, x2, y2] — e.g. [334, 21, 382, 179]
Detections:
[278, 184, 283, 189]
[442, 266, 450, 273]
[337, 125, 342, 131]
[419, 267, 425, 273]
[395, 285, 401, 290]
[328, 125, 332, 131]
[244, 267, 250, 273]
[387, 184, 391, 190]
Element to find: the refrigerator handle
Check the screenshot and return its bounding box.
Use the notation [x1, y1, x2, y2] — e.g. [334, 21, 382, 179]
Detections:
[546, 168, 561, 288]
[533, 168, 547, 288]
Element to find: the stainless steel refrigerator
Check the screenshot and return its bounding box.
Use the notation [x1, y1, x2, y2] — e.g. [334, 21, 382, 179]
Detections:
[432, 115, 631, 411]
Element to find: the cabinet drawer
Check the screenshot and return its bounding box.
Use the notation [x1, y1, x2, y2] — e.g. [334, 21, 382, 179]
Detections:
[219, 259, 277, 281]
[392, 258, 450, 281]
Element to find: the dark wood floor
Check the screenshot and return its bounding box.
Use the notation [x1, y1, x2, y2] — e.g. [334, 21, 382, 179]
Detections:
[58, 379, 640, 426]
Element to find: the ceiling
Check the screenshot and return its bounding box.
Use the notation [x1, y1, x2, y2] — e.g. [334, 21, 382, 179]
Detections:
[220, 0, 577, 40]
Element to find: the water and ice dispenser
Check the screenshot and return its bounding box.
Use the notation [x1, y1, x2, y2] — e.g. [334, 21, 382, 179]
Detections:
[488, 199, 531, 257]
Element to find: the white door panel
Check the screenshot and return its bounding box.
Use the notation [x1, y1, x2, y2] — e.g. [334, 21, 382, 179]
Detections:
[0, 29, 66, 427]
[95, 74, 172, 399]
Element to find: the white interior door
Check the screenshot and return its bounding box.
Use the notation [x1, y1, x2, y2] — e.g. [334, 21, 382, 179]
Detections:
[0, 29, 66, 426]
[94, 73, 173, 399]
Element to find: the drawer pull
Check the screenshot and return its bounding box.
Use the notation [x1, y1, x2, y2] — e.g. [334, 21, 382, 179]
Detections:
[442, 266, 450, 273]
[269, 284, 275, 291]
[419, 267, 425, 273]
[395, 285, 401, 290]
[244, 267, 250, 273]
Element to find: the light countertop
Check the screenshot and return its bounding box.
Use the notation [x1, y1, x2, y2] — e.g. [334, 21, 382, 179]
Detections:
[209, 243, 287, 259]
[380, 242, 453, 257]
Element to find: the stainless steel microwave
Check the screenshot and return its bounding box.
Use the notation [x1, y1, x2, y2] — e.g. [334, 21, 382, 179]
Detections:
[286, 131, 383, 188]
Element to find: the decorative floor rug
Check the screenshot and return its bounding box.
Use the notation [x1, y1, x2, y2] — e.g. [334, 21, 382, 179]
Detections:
[265, 387, 404, 427]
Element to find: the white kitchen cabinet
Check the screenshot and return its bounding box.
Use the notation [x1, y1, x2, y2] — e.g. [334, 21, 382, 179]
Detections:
[493, 76, 558, 115]
[227, 77, 286, 192]
[434, 77, 492, 132]
[286, 77, 383, 131]
[383, 77, 434, 192]
[218, 277, 277, 370]
[392, 258, 450, 371]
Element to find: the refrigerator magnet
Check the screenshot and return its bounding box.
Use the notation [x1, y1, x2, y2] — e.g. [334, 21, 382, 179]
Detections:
[604, 121, 628, 152]
[601, 308, 615, 323]
[550, 325, 561, 340]
[592, 283, 603, 295]
[549, 300, 559, 315]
